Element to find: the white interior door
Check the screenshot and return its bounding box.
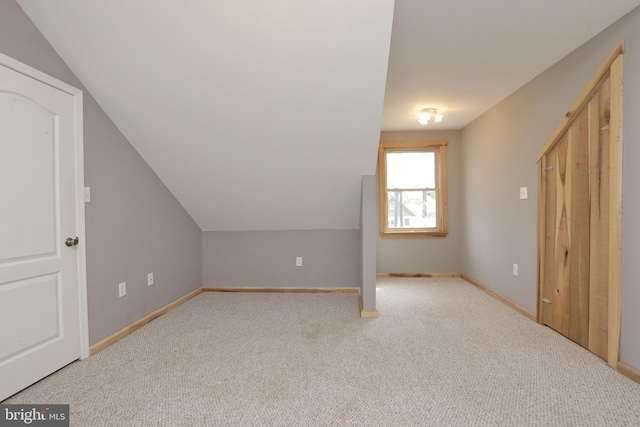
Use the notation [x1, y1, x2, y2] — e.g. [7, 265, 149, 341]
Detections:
[0, 55, 87, 401]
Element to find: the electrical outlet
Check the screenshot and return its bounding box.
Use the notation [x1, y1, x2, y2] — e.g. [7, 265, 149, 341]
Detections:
[296, 257, 302, 267]
[513, 264, 519, 276]
[148, 273, 154, 286]
[119, 282, 126, 297]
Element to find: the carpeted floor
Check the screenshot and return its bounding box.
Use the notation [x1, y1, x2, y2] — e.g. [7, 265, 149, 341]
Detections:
[4, 278, 640, 426]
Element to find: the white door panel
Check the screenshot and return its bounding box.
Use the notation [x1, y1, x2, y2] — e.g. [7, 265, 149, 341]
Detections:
[0, 56, 86, 401]
[0, 92, 57, 261]
[0, 274, 61, 361]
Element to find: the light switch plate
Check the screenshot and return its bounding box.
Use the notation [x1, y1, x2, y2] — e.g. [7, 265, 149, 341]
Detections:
[519, 187, 528, 200]
[84, 187, 91, 203]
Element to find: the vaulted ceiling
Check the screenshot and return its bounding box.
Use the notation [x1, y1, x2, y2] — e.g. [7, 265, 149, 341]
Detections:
[17, 0, 640, 230]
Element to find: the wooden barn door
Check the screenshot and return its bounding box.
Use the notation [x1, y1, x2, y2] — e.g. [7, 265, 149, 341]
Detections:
[537, 42, 623, 368]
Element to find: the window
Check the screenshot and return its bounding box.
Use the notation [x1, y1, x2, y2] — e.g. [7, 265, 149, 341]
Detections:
[378, 141, 448, 237]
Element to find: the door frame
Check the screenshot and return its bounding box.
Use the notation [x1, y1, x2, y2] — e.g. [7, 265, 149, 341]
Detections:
[536, 41, 624, 369]
[0, 52, 89, 359]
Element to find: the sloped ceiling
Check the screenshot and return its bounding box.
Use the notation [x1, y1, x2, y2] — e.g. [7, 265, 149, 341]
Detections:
[16, 0, 395, 231]
[16, 0, 640, 230]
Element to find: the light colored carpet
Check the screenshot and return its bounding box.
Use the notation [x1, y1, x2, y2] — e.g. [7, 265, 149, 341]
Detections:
[4, 278, 640, 426]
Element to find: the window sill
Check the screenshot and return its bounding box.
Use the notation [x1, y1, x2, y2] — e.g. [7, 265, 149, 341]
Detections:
[380, 231, 448, 239]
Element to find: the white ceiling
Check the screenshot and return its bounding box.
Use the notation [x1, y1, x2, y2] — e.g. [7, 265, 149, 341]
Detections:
[17, 0, 640, 230]
[383, 0, 640, 130]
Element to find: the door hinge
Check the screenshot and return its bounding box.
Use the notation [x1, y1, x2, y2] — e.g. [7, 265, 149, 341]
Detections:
[542, 298, 551, 304]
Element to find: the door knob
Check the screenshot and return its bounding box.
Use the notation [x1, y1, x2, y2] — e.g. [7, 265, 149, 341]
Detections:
[65, 236, 79, 247]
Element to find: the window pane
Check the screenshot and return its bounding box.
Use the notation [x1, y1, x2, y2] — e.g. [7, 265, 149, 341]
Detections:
[387, 190, 437, 229]
[386, 152, 435, 189]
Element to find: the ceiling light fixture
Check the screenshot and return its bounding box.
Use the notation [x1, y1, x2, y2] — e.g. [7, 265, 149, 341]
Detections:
[418, 108, 444, 125]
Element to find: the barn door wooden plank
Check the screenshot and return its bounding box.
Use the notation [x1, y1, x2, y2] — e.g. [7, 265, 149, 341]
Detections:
[552, 134, 571, 336]
[588, 78, 610, 360]
[568, 109, 590, 347]
[607, 55, 624, 368]
[541, 151, 557, 328]
[538, 159, 548, 324]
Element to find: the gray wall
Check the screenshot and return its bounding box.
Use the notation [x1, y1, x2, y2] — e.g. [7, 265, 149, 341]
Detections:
[202, 230, 359, 288]
[360, 175, 377, 310]
[0, 0, 202, 345]
[461, 6, 640, 370]
[377, 130, 463, 273]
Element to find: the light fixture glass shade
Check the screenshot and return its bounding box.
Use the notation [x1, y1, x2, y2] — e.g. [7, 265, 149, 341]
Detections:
[418, 108, 443, 125]
[418, 112, 431, 125]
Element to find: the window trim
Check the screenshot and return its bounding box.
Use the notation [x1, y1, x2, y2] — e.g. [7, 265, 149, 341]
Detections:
[378, 141, 448, 238]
